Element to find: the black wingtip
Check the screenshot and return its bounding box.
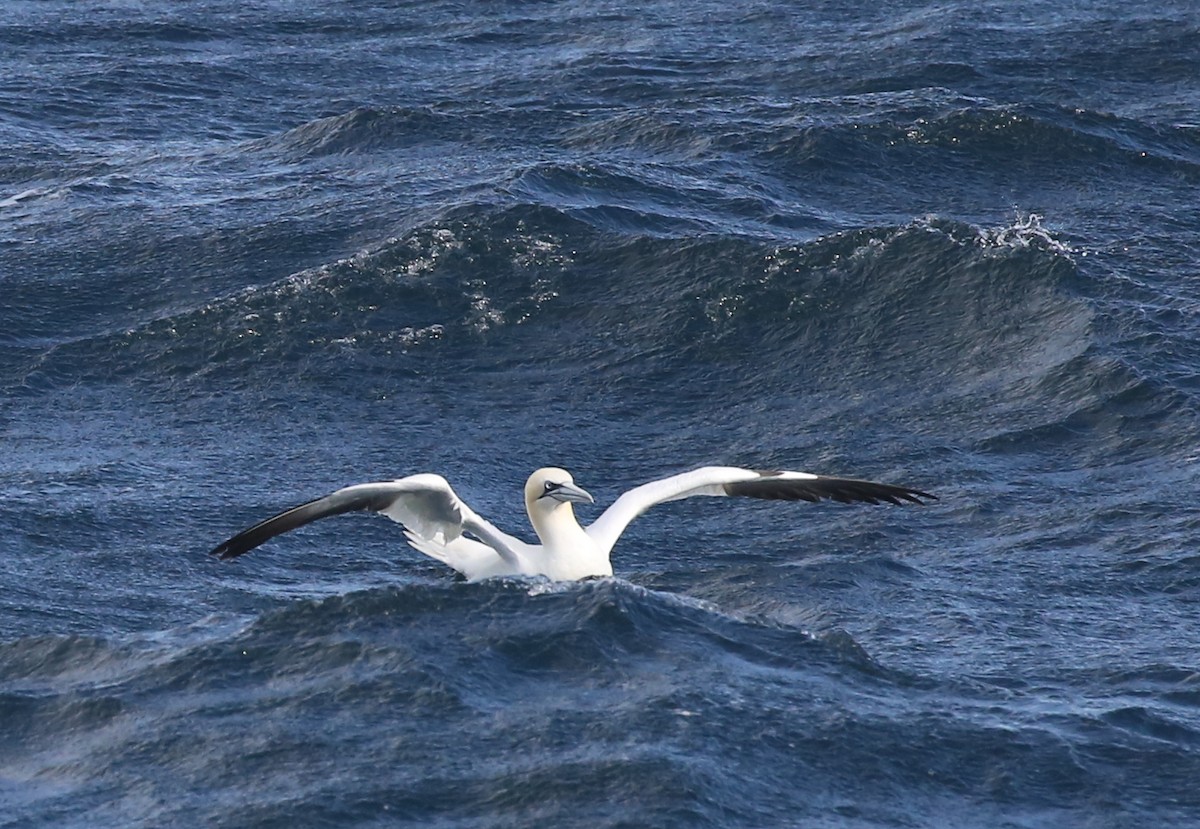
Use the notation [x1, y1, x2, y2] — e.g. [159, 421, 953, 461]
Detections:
[890, 488, 938, 505]
[204, 486, 403, 564]
[725, 476, 938, 506]
[208, 526, 275, 560]
[208, 541, 242, 561]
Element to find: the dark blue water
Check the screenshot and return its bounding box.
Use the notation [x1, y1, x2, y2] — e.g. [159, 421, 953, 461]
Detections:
[4, 2, 1200, 826]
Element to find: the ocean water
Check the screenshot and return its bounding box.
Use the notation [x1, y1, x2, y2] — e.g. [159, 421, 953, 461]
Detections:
[3, 1, 1200, 826]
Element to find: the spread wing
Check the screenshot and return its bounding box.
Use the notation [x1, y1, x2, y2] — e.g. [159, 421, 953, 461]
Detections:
[208, 473, 526, 572]
[585, 466, 935, 554]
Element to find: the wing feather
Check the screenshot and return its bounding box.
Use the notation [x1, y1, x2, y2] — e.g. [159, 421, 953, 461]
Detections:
[723, 473, 934, 505]
[209, 475, 525, 571]
[585, 466, 935, 554]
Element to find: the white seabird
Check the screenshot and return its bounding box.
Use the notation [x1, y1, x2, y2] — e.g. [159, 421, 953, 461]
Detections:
[211, 466, 935, 581]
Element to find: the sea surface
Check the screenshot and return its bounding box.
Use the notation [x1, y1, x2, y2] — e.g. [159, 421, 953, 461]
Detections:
[3, 2, 1200, 827]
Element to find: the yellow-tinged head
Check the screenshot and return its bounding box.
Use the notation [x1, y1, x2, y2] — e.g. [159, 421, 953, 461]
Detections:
[524, 467, 595, 519]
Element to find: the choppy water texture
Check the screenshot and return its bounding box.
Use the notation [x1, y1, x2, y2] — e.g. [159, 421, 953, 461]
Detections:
[3, 2, 1200, 827]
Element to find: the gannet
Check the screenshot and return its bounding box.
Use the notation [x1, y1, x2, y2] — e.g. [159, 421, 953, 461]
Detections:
[210, 466, 935, 581]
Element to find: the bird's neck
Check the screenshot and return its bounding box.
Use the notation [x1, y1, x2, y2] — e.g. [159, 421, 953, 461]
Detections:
[530, 504, 588, 550]
[528, 504, 612, 579]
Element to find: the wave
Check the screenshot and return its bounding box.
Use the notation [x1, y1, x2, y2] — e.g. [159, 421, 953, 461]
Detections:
[749, 100, 1200, 181]
[0, 579, 877, 769]
[0, 577, 876, 686]
[217, 577, 879, 679]
[5, 207, 1074, 371]
[7, 201, 1193, 467]
[553, 90, 1200, 183]
[4, 578, 1198, 828]
[247, 106, 475, 160]
[3, 205, 579, 392]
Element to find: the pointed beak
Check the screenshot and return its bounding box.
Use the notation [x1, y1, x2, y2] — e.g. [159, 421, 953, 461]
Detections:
[550, 482, 594, 505]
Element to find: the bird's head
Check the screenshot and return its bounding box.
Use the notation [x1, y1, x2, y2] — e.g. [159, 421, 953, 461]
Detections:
[524, 467, 595, 519]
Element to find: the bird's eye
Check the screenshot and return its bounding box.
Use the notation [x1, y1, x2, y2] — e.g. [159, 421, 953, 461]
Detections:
[544, 481, 556, 491]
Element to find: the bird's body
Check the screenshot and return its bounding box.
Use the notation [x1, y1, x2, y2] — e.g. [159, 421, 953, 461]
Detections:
[210, 465, 935, 581]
